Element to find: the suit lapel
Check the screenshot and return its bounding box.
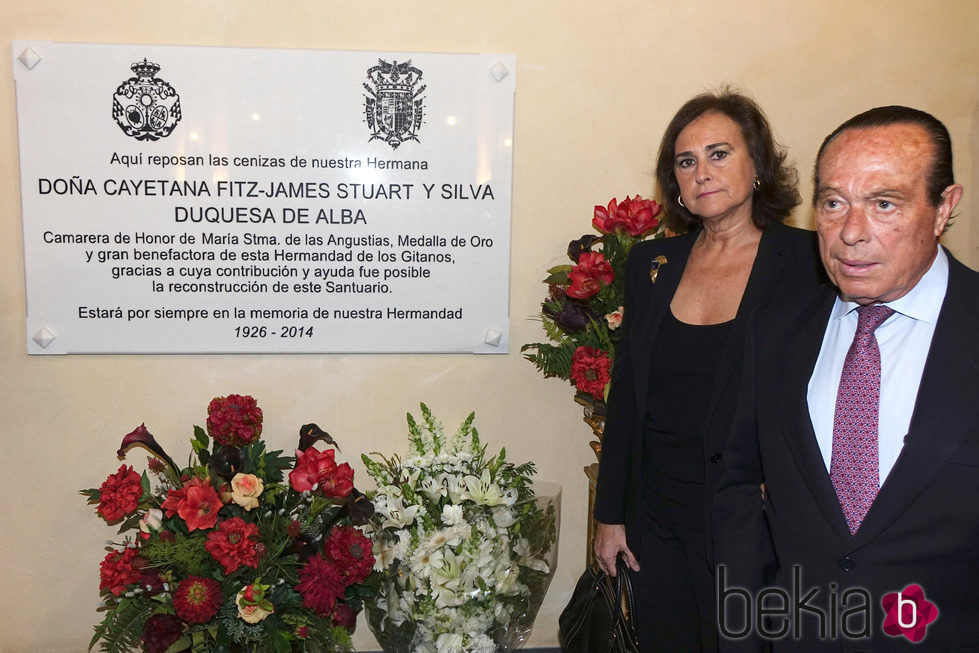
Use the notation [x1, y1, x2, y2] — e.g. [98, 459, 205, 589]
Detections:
[704, 226, 792, 432]
[854, 259, 979, 543]
[775, 291, 855, 542]
[628, 234, 695, 409]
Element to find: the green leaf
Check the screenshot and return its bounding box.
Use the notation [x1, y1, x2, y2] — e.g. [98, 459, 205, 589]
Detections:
[80, 488, 101, 504]
[543, 268, 570, 285]
[89, 596, 154, 653]
[521, 342, 574, 381]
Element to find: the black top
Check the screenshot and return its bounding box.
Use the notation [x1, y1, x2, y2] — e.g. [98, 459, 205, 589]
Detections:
[642, 311, 732, 531]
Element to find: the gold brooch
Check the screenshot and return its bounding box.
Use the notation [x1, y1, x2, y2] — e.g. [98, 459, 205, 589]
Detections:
[649, 256, 668, 283]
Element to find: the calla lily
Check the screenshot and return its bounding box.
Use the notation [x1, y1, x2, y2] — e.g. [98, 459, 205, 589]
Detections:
[118, 424, 181, 480]
[298, 423, 339, 452]
[543, 291, 590, 333]
[345, 487, 375, 525]
[209, 446, 244, 481]
[566, 233, 601, 261]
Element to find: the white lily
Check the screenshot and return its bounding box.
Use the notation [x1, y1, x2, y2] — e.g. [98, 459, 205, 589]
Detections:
[377, 496, 420, 529]
[464, 469, 505, 506]
[443, 473, 468, 504]
[419, 473, 447, 502]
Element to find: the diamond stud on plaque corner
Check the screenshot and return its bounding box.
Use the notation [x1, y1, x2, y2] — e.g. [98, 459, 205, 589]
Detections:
[33, 326, 56, 348]
[483, 328, 503, 347]
[487, 61, 510, 83]
[18, 47, 42, 70]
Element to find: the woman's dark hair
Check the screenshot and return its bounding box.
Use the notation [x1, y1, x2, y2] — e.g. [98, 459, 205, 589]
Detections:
[655, 88, 800, 231]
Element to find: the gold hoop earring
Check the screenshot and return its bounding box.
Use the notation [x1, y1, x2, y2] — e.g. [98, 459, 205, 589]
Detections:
[753, 177, 761, 191]
[677, 194, 685, 208]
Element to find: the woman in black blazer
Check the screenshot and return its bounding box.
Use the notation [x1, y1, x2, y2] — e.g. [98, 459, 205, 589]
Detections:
[593, 90, 824, 652]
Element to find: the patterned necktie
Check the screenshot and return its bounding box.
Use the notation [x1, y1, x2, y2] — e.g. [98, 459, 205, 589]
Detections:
[830, 304, 895, 535]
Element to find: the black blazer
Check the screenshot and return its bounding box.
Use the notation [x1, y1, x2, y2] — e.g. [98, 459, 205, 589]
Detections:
[593, 222, 824, 563]
[714, 250, 979, 651]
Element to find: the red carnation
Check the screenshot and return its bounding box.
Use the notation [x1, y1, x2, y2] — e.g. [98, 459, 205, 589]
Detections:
[295, 554, 346, 616]
[173, 576, 222, 624]
[566, 252, 614, 300]
[206, 394, 263, 447]
[141, 614, 184, 653]
[323, 525, 375, 586]
[161, 477, 222, 531]
[205, 516, 262, 574]
[571, 346, 611, 400]
[99, 547, 144, 596]
[289, 447, 354, 499]
[96, 465, 143, 522]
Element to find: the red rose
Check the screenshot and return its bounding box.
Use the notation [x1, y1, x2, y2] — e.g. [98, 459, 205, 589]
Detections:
[96, 465, 143, 522]
[141, 614, 184, 653]
[295, 554, 346, 616]
[173, 576, 222, 624]
[289, 447, 354, 499]
[566, 252, 614, 300]
[331, 602, 357, 631]
[570, 346, 612, 400]
[593, 195, 662, 237]
[99, 547, 144, 596]
[206, 394, 263, 447]
[323, 525, 375, 586]
[205, 516, 262, 574]
[161, 477, 222, 531]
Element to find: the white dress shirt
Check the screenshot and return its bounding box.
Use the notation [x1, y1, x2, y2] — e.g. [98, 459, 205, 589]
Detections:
[807, 247, 949, 485]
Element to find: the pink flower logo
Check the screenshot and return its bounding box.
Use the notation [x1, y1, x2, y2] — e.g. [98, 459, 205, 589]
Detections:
[881, 584, 938, 643]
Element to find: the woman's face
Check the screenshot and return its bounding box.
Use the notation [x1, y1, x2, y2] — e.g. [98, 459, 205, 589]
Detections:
[674, 111, 757, 225]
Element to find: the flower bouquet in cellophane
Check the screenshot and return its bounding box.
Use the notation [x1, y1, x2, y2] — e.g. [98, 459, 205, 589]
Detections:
[361, 404, 559, 653]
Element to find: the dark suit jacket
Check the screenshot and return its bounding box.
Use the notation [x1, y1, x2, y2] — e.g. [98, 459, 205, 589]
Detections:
[714, 250, 979, 652]
[593, 222, 823, 564]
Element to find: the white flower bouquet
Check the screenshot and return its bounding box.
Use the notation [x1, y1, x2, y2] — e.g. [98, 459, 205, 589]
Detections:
[361, 404, 559, 653]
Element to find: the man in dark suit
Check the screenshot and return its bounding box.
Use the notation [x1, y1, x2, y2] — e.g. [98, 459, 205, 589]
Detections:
[713, 106, 977, 652]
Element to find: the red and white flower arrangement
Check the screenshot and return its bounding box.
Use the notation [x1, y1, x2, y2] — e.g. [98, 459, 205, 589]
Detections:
[522, 195, 670, 402]
[82, 394, 376, 653]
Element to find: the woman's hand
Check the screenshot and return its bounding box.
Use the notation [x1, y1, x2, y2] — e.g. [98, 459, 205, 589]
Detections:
[593, 521, 640, 576]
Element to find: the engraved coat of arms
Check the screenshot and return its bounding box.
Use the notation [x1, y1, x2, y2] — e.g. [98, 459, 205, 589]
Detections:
[112, 59, 182, 141]
[363, 59, 425, 149]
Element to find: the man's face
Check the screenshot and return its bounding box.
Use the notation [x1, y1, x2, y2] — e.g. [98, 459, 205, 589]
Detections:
[814, 123, 961, 305]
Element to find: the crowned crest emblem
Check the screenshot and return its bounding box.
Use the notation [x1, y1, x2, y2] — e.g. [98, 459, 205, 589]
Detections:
[112, 59, 182, 141]
[363, 59, 425, 150]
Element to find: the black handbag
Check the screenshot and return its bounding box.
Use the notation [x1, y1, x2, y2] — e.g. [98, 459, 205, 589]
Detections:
[558, 557, 640, 653]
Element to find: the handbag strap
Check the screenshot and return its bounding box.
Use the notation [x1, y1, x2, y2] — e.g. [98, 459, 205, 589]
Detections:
[614, 557, 635, 620]
[613, 557, 639, 642]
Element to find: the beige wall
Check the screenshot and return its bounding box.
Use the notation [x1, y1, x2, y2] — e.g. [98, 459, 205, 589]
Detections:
[1, 1, 976, 650]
